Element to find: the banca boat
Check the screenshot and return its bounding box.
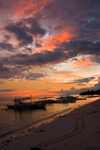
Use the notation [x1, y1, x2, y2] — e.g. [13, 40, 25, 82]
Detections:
[7, 97, 46, 110]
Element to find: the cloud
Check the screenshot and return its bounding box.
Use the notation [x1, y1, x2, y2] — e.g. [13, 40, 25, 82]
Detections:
[1, 49, 67, 66]
[93, 57, 100, 64]
[0, 89, 15, 92]
[72, 59, 92, 68]
[5, 21, 33, 46]
[43, 0, 100, 42]
[1, 40, 100, 67]
[54, 81, 100, 95]
[35, 42, 42, 48]
[4, 17, 46, 47]
[53, 87, 89, 95]
[71, 59, 92, 68]
[0, 42, 16, 52]
[0, 63, 10, 72]
[0, 0, 100, 98]
[0, 81, 4, 84]
[13, 0, 54, 17]
[39, 88, 49, 91]
[66, 77, 95, 85]
[0, 65, 24, 79]
[25, 73, 46, 80]
[0, 1, 6, 9]
[60, 41, 100, 56]
[2, 0, 100, 54]
[0, 0, 53, 18]
[22, 47, 32, 53]
[0, 63, 46, 80]
[25, 17, 46, 37]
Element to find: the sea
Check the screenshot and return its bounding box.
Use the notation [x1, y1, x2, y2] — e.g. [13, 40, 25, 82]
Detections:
[0, 95, 99, 147]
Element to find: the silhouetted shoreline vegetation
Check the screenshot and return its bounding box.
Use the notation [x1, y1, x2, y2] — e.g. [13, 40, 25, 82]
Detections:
[80, 89, 100, 95]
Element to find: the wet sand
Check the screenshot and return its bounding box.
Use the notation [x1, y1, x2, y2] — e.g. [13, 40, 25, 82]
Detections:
[0, 99, 100, 150]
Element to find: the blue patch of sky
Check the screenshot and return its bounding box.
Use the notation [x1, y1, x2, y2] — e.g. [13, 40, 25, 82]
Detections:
[0, 33, 3, 36]
[43, 32, 49, 38]
[80, 11, 100, 25]
[10, 16, 16, 20]
[87, 11, 100, 18]
[88, 17, 96, 23]
[61, 14, 66, 18]
[19, 44, 35, 51]
[93, 37, 100, 43]
[42, 32, 49, 46]
[80, 29, 91, 34]
[0, 33, 3, 41]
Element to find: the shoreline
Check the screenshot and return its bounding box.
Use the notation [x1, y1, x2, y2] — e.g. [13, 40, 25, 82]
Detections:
[0, 107, 74, 148]
[0, 99, 100, 150]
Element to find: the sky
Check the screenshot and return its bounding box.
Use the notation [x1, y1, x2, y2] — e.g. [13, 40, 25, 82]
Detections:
[0, 0, 100, 98]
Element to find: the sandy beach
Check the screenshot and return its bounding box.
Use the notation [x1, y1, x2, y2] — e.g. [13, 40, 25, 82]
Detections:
[0, 99, 100, 150]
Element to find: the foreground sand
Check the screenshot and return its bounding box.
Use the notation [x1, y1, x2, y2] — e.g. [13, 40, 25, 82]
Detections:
[1, 99, 100, 150]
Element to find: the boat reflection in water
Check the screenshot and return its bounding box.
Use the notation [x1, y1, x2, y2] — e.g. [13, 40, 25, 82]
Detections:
[7, 96, 46, 110]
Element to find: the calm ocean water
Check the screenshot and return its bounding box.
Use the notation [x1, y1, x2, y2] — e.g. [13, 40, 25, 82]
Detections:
[0, 95, 99, 145]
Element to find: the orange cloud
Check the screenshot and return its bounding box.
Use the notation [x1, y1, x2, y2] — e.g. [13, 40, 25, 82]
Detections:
[14, 0, 54, 17]
[94, 77, 100, 83]
[72, 59, 92, 68]
[47, 28, 75, 46]
[36, 27, 76, 52]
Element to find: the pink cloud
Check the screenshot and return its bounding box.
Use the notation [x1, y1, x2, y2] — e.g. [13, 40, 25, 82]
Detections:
[71, 59, 93, 68]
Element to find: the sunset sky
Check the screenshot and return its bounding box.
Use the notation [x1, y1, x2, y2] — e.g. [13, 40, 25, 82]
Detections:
[0, 0, 100, 97]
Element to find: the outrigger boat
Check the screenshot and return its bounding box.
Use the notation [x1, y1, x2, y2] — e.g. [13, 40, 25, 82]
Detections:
[7, 96, 46, 110]
[56, 95, 77, 103]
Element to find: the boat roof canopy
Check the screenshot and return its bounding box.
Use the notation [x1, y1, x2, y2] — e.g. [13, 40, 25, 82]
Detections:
[13, 97, 30, 102]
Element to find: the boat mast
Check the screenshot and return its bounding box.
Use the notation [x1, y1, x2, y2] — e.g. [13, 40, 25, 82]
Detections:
[30, 95, 32, 102]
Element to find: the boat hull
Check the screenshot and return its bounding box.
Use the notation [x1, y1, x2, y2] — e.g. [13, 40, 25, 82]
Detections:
[7, 102, 46, 110]
[29, 103, 46, 109]
[56, 95, 77, 103]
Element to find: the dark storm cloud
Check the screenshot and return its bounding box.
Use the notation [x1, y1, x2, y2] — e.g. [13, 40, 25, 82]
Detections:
[35, 42, 42, 48]
[2, 49, 66, 66]
[25, 73, 46, 80]
[22, 47, 32, 54]
[1, 40, 100, 67]
[60, 41, 100, 57]
[0, 42, 15, 52]
[0, 65, 25, 79]
[25, 17, 46, 37]
[0, 63, 10, 72]
[5, 17, 46, 46]
[5, 21, 33, 46]
[0, 63, 46, 80]
[0, 64, 32, 80]
[66, 77, 95, 85]
[4, 35, 11, 40]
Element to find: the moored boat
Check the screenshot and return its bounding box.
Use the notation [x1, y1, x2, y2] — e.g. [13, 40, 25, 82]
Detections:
[7, 97, 46, 110]
[56, 95, 77, 103]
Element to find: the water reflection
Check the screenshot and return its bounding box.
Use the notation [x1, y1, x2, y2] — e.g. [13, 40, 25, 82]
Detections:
[0, 95, 100, 144]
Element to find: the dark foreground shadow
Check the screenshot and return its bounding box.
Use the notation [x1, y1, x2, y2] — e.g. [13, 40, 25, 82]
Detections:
[30, 147, 42, 150]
